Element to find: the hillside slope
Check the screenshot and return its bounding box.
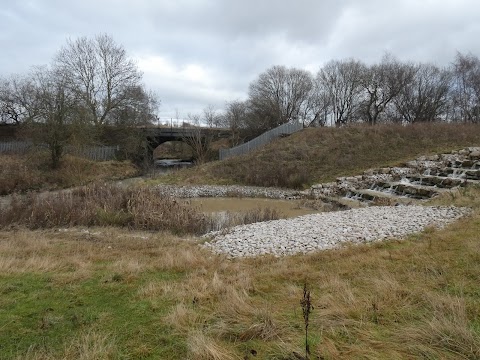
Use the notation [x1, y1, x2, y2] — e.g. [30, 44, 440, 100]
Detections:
[162, 123, 480, 188]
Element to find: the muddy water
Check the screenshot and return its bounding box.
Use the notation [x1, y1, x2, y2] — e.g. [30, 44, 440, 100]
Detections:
[185, 197, 320, 218]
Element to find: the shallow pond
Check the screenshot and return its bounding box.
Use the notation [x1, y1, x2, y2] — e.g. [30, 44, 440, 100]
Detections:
[185, 197, 321, 218]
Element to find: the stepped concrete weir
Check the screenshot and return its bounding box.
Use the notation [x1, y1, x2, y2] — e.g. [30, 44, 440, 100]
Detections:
[306, 147, 480, 207]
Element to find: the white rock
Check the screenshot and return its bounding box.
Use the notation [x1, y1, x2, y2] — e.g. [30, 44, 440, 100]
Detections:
[203, 206, 470, 258]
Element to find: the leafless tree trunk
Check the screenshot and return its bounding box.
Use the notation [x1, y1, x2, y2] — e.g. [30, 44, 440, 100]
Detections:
[1, 34, 159, 166]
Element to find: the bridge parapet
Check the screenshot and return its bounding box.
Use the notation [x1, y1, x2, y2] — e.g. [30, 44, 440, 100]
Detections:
[142, 126, 230, 140]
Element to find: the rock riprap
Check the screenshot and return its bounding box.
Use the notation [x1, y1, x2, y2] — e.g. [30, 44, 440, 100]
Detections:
[203, 206, 470, 257]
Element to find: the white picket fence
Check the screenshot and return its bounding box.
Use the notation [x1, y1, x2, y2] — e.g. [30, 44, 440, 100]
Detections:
[219, 121, 304, 160]
[0, 141, 118, 161]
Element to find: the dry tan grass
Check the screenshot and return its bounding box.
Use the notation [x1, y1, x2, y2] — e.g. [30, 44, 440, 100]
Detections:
[187, 331, 237, 360]
[165, 302, 201, 331]
[0, 184, 212, 234]
[398, 294, 480, 359]
[0, 152, 138, 195]
[0, 154, 43, 195]
[0, 231, 85, 274]
[17, 331, 116, 360]
[137, 281, 173, 299]
[1, 184, 284, 236]
[62, 331, 117, 360]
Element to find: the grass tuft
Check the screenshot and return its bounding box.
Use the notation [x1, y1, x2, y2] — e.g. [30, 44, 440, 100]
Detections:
[187, 331, 236, 360]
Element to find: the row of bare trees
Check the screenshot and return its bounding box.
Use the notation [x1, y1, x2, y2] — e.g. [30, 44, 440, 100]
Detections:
[217, 53, 480, 143]
[0, 34, 158, 168]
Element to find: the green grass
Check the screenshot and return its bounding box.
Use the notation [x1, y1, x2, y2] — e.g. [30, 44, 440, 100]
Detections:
[0, 267, 186, 359]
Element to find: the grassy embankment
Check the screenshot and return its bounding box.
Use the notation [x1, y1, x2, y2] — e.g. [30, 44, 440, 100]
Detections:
[156, 123, 480, 188]
[1, 123, 479, 359]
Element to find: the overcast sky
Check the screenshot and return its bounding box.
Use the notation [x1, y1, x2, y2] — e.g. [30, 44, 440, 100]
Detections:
[1, 0, 480, 120]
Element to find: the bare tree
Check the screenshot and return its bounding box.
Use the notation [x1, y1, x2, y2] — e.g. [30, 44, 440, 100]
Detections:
[108, 86, 159, 160]
[109, 86, 159, 126]
[1, 34, 159, 166]
[248, 65, 313, 131]
[182, 113, 211, 164]
[451, 52, 480, 123]
[223, 100, 248, 145]
[203, 104, 217, 128]
[358, 55, 415, 125]
[55, 34, 142, 127]
[0, 75, 39, 125]
[315, 59, 364, 126]
[393, 63, 452, 123]
[21, 66, 84, 168]
[308, 80, 331, 127]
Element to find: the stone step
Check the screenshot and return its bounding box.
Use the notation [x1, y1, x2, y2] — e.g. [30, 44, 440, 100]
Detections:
[372, 181, 446, 199]
[446, 159, 480, 169]
[341, 174, 479, 205]
[403, 175, 467, 189]
[344, 190, 378, 203]
[426, 167, 480, 180]
[314, 194, 367, 209]
[345, 188, 420, 204]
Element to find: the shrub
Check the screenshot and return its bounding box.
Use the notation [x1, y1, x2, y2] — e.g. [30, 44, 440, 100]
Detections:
[0, 184, 211, 235]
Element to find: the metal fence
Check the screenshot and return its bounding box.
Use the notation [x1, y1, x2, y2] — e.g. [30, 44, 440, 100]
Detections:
[0, 141, 32, 154]
[66, 145, 119, 161]
[0, 141, 119, 161]
[219, 121, 304, 160]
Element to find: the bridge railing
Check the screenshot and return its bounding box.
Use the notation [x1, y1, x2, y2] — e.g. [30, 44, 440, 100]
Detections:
[219, 121, 303, 160]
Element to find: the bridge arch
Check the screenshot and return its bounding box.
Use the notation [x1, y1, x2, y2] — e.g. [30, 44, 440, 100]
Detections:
[141, 127, 230, 164]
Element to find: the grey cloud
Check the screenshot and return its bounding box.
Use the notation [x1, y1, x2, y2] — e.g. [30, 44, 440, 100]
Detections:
[1, 0, 480, 118]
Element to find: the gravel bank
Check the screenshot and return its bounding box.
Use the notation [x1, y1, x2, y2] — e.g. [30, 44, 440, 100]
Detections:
[203, 205, 470, 257]
[156, 184, 302, 199]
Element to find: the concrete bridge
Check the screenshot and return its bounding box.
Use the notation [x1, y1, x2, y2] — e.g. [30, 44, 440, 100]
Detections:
[141, 126, 230, 161]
